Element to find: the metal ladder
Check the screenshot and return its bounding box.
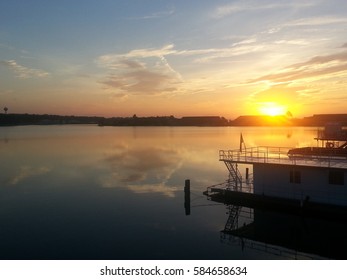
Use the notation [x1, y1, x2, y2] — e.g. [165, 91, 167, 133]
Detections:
[223, 205, 241, 232]
[223, 160, 243, 191]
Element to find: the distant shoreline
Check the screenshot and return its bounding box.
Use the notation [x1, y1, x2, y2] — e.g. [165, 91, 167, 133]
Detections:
[2, 113, 347, 127]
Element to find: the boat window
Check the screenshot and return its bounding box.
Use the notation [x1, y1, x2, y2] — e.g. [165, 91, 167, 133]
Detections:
[290, 170, 301, 184]
[329, 170, 344, 185]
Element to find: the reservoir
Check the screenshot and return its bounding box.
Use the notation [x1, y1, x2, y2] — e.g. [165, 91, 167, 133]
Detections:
[0, 125, 346, 259]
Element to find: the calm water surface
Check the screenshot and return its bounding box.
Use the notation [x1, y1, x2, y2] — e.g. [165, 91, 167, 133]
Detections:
[0, 125, 343, 259]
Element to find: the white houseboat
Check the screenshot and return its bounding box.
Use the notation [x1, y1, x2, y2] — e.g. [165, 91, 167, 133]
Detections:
[205, 124, 347, 211]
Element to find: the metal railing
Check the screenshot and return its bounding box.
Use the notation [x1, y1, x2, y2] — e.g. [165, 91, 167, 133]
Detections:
[219, 147, 347, 169]
[220, 146, 291, 163]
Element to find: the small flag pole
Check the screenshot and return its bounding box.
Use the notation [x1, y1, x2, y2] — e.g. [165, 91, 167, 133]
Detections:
[240, 133, 246, 152]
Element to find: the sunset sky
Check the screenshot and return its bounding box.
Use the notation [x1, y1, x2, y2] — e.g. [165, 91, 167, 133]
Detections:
[1, 0, 347, 118]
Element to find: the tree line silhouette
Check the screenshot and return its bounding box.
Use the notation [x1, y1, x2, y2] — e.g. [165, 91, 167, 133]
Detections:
[2, 112, 347, 127]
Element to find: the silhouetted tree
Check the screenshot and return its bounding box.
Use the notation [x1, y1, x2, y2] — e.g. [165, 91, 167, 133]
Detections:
[3, 107, 8, 114]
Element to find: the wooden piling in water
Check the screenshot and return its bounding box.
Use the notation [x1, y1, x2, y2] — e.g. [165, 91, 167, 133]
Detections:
[184, 179, 191, 215]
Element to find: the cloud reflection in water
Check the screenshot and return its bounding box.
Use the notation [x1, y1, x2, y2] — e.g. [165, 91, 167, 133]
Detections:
[8, 166, 51, 185]
[102, 144, 184, 197]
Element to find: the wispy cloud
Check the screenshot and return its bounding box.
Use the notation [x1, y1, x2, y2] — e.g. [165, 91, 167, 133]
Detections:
[274, 39, 310, 46]
[0, 60, 50, 79]
[97, 45, 177, 65]
[250, 49, 347, 84]
[262, 15, 347, 36]
[190, 44, 266, 63]
[212, 1, 314, 19]
[101, 66, 179, 95]
[284, 16, 347, 27]
[97, 45, 182, 95]
[125, 7, 175, 20]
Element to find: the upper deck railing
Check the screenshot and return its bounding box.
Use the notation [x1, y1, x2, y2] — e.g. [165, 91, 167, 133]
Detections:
[219, 146, 347, 169]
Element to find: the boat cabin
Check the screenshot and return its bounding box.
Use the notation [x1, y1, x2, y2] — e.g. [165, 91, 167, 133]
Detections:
[217, 125, 347, 207]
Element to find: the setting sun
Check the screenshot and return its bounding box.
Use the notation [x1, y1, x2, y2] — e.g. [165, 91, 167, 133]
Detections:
[258, 102, 287, 116]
